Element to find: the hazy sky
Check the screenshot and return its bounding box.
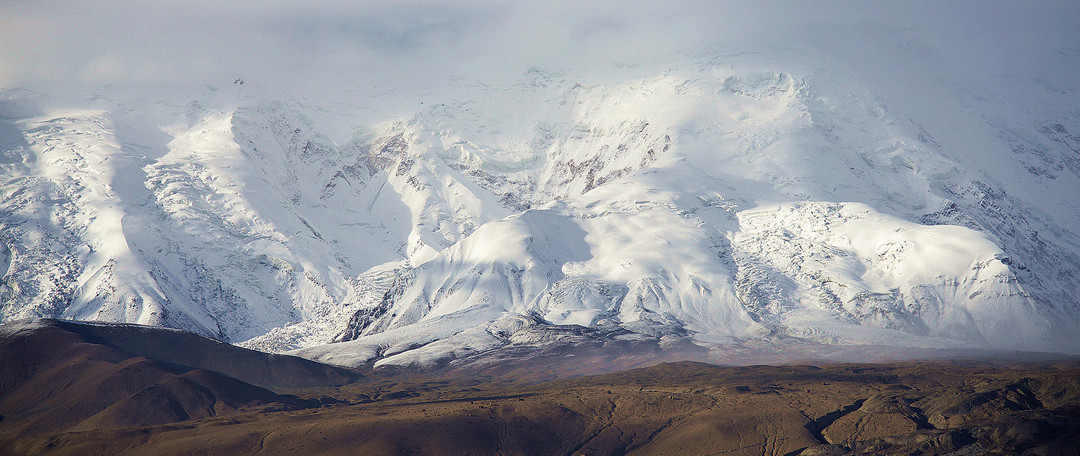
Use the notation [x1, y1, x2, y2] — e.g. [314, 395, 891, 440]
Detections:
[2, 1, 1077, 113]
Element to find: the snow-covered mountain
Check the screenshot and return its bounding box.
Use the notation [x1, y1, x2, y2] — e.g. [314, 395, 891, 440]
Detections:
[3, 29, 1080, 366]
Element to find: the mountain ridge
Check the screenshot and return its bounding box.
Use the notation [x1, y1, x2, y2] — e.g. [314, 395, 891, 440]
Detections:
[2, 51, 1079, 366]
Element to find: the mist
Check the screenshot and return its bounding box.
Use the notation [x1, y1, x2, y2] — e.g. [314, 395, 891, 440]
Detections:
[3, 1, 1077, 129]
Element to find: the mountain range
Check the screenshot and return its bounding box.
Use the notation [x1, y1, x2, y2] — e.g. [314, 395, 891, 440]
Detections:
[3, 46, 1079, 367]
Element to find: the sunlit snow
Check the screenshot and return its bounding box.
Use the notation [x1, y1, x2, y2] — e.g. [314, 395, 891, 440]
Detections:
[2, 1, 1079, 365]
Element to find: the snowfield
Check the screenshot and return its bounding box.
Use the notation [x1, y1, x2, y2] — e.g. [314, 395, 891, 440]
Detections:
[2, 3, 1079, 366]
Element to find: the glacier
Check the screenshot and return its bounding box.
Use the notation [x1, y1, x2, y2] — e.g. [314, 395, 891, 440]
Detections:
[2, 5, 1080, 367]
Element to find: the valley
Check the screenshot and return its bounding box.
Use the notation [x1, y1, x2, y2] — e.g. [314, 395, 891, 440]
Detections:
[2, 320, 1078, 455]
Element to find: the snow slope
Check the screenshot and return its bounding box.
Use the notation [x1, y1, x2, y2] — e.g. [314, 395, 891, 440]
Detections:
[291, 55, 1080, 367]
[0, 99, 413, 343]
[3, 6, 1080, 365]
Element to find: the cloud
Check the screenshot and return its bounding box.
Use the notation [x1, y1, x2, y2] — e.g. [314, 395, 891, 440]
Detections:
[1, 0, 1077, 111]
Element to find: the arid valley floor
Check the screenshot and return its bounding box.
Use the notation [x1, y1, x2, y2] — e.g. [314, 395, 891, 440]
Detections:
[2, 320, 1079, 455]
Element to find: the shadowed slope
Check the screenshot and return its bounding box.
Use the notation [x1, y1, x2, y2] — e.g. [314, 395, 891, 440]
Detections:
[49, 319, 358, 388]
[0, 320, 347, 438]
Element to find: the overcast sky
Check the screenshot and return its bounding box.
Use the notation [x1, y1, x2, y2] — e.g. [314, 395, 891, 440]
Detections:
[2, 1, 1078, 114]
